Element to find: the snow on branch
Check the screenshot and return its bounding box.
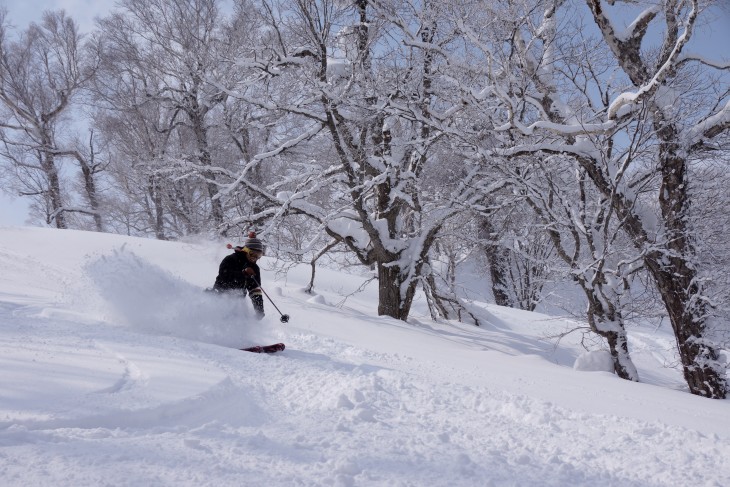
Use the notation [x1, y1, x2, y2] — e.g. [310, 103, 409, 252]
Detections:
[687, 99, 730, 147]
[586, 0, 630, 66]
[218, 122, 325, 198]
[495, 119, 616, 136]
[493, 140, 600, 161]
[676, 53, 730, 70]
[615, 5, 660, 43]
[606, 0, 699, 120]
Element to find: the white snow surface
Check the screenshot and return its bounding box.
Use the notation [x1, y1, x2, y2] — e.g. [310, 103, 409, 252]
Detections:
[1, 227, 729, 487]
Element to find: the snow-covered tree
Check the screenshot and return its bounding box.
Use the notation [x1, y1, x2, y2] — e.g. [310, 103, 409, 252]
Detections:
[217, 0, 494, 320]
[94, 0, 246, 234]
[0, 10, 97, 229]
[454, 0, 729, 397]
[507, 153, 640, 381]
[62, 130, 107, 232]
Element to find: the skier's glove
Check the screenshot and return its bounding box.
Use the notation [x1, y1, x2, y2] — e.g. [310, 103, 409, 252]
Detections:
[244, 267, 255, 276]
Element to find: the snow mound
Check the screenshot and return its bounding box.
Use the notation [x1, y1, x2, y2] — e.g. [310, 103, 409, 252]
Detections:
[574, 350, 615, 373]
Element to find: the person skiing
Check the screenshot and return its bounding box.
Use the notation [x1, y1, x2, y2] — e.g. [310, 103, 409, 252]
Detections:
[212, 232, 266, 320]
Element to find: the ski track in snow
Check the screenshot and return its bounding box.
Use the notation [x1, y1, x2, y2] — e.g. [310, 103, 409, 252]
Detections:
[1, 227, 729, 486]
[4, 324, 726, 487]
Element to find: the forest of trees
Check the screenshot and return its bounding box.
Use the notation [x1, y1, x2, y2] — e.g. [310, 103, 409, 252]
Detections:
[0, 0, 728, 398]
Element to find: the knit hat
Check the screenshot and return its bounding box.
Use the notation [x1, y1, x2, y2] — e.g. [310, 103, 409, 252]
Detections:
[243, 231, 265, 253]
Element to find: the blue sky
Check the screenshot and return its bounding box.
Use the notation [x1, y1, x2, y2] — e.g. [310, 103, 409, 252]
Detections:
[3, 0, 109, 33]
[0, 0, 728, 226]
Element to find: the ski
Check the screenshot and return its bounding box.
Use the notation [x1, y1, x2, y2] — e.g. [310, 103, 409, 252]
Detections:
[241, 343, 285, 354]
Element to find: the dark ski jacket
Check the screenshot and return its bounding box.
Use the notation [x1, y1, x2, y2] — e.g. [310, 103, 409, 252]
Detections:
[213, 250, 261, 295]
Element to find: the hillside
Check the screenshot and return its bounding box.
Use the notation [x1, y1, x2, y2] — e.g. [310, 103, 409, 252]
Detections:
[1, 226, 728, 486]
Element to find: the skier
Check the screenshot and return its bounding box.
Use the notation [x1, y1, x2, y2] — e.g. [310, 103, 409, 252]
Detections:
[212, 232, 266, 320]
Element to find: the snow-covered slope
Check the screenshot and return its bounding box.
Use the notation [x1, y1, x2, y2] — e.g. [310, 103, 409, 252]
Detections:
[1, 227, 728, 486]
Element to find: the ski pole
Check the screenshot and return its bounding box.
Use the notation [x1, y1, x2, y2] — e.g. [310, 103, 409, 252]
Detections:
[252, 276, 290, 323]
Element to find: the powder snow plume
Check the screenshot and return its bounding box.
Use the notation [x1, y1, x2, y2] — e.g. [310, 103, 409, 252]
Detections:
[84, 245, 271, 348]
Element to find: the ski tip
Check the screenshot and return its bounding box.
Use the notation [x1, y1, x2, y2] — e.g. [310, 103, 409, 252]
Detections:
[267, 343, 285, 353]
[240, 343, 285, 354]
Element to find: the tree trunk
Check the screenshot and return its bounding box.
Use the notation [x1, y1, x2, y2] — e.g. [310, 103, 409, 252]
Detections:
[147, 176, 166, 240]
[42, 151, 66, 229]
[605, 329, 638, 381]
[479, 217, 513, 307]
[79, 161, 103, 232]
[190, 105, 223, 229]
[487, 251, 513, 307]
[646, 257, 726, 397]
[583, 287, 639, 382]
[645, 120, 727, 398]
[377, 263, 416, 321]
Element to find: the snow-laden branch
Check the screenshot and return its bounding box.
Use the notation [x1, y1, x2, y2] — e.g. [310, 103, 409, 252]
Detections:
[687, 99, 730, 147]
[606, 0, 699, 119]
[676, 53, 730, 70]
[492, 139, 601, 161]
[586, 0, 629, 71]
[495, 119, 616, 136]
[218, 122, 325, 198]
[615, 5, 660, 43]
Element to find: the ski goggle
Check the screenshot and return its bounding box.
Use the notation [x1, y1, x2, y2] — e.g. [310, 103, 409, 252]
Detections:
[245, 248, 264, 260]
